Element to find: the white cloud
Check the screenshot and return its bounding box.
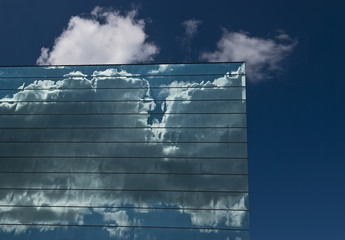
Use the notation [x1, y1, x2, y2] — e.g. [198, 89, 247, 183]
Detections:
[37, 7, 159, 65]
[182, 19, 202, 40]
[201, 29, 297, 82]
[154, 71, 247, 160]
[147, 64, 171, 74]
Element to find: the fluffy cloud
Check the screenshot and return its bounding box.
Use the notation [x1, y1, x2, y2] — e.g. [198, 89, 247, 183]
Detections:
[201, 29, 297, 81]
[37, 7, 159, 65]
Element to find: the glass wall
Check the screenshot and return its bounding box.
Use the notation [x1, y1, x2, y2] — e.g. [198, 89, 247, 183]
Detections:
[0, 62, 249, 239]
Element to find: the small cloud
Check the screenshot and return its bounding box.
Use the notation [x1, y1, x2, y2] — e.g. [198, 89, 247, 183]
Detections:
[37, 7, 159, 65]
[201, 29, 297, 82]
[182, 19, 202, 41]
[148, 64, 172, 74]
[180, 19, 202, 53]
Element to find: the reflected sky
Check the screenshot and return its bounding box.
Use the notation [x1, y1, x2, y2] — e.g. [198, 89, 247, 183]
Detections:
[0, 63, 248, 239]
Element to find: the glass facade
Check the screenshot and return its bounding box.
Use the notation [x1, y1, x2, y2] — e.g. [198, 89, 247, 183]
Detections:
[0, 62, 248, 239]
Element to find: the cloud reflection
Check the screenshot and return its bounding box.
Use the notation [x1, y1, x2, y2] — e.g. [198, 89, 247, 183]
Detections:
[0, 64, 248, 239]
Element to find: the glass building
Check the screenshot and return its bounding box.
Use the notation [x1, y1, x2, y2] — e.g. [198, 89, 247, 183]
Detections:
[0, 62, 249, 239]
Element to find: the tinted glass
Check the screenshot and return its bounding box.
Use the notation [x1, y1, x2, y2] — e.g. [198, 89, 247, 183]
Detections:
[0, 63, 248, 239]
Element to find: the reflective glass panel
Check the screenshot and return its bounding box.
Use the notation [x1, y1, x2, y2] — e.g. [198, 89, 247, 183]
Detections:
[0, 62, 249, 239]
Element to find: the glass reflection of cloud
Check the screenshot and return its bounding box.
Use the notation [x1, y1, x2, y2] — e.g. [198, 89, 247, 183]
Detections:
[0, 63, 248, 239]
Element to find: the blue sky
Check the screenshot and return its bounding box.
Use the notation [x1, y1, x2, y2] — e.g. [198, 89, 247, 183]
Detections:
[0, 0, 344, 239]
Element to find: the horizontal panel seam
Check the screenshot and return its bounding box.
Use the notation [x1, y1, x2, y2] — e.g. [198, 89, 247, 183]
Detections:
[0, 205, 249, 211]
[0, 141, 248, 143]
[0, 99, 246, 102]
[0, 73, 246, 78]
[0, 172, 248, 175]
[0, 156, 248, 159]
[0, 113, 247, 115]
[0, 188, 249, 193]
[0, 223, 249, 231]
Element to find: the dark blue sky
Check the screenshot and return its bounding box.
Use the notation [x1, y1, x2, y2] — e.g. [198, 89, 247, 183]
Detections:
[0, 0, 344, 239]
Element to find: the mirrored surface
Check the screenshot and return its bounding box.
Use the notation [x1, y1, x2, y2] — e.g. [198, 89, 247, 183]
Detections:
[0, 63, 248, 239]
